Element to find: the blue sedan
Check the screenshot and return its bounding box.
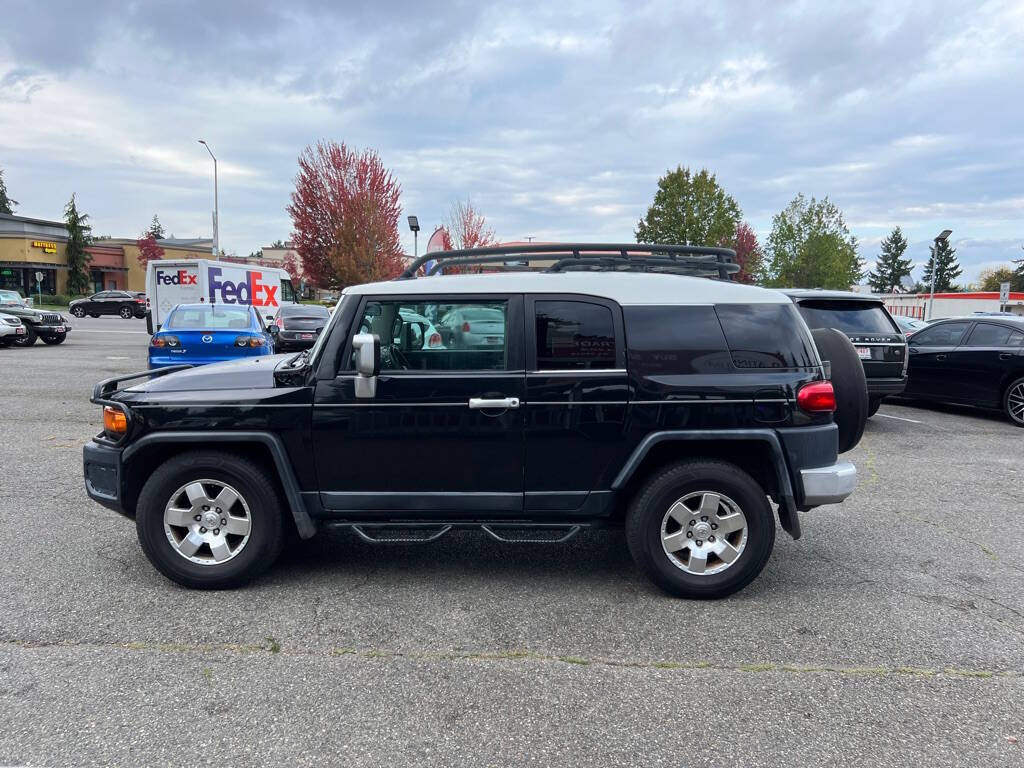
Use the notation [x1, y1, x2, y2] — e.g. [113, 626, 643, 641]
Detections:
[149, 303, 275, 369]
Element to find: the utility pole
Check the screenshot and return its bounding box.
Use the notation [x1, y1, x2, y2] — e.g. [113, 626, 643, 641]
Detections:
[926, 229, 952, 321]
[198, 140, 219, 256]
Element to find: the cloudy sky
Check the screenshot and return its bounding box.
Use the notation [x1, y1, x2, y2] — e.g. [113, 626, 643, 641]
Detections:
[1, 0, 1022, 284]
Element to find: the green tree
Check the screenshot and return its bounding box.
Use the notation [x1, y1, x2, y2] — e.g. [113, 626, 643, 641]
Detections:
[0, 168, 17, 214]
[764, 194, 862, 289]
[147, 214, 165, 239]
[867, 227, 913, 293]
[64, 194, 93, 295]
[921, 238, 962, 293]
[635, 166, 741, 246]
[976, 266, 1017, 292]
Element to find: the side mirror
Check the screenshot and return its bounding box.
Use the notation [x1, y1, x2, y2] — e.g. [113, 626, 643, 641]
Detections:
[352, 332, 380, 398]
[267, 324, 280, 335]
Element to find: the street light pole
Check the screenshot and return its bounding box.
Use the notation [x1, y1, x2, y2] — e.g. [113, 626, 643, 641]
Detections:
[198, 140, 219, 256]
[408, 215, 420, 260]
[926, 229, 953, 321]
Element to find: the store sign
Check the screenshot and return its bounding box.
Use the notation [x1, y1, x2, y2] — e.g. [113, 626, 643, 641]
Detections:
[31, 240, 58, 254]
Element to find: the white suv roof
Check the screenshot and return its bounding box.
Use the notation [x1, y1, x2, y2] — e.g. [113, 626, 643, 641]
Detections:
[345, 271, 789, 306]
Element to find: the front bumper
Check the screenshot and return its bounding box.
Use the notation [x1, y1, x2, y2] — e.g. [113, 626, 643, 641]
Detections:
[800, 461, 857, 506]
[35, 323, 70, 336]
[866, 377, 906, 397]
[83, 440, 128, 516]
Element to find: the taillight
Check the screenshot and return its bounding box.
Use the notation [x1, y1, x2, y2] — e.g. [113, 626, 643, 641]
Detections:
[235, 335, 266, 347]
[277, 316, 286, 330]
[797, 381, 836, 413]
[428, 332, 441, 347]
[150, 335, 180, 348]
[135, 297, 145, 304]
[103, 406, 127, 436]
[462, 321, 471, 332]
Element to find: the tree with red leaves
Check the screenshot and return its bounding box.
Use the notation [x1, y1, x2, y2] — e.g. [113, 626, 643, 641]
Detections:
[439, 199, 496, 274]
[136, 233, 165, 268]
[287, 141, 405, 289]
[729, 222, 764, 284]
[282, 251, 300, 280]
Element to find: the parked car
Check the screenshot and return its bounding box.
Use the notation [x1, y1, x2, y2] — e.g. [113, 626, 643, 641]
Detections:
[270, 304, 331, 351]
[438, 305, 507, 348]
[84, 244, 864, 597]
[148, 303, 276, 369]
[904, 316, 1024, 426]
[893, 316, 930, 337]
[0, 295, 71, 346]
[784, 290, 906, 417]
[69, 290, 146, 319]
[0, 312, 26, 346]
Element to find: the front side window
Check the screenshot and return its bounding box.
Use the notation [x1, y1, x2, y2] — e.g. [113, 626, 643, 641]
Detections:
[355, 299, 508, 371]
[965, 323, 1012, 347]
[910, 321, 971, 347]
[534, 300, 616, 370]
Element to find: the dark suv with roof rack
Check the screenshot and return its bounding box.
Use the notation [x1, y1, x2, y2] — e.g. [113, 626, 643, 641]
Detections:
[82, 244, 864, 599]
[784, 290, 907, 417]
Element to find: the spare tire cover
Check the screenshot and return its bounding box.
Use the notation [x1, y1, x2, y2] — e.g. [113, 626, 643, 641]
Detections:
[811, 327, 868, 454]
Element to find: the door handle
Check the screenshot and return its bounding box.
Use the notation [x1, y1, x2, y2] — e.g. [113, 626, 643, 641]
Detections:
[936, 354, 947, 361]
[468, 397, 520, 410]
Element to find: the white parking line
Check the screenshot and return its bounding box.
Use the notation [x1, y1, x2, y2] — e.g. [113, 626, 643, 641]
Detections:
[876, 412, 924, 424]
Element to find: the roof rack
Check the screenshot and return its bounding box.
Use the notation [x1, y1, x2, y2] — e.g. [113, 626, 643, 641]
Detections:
[398, 243, 740, 281]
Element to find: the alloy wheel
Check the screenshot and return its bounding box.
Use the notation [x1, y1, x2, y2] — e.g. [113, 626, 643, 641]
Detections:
[1008, 382, 1024, 425]
[163, 479, 252, 565]
[660, 491, 748, 576]
[120, 306, 133, 318]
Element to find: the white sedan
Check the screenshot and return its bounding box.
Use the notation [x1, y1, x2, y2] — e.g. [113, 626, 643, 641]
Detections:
[0, 312, 26, 347]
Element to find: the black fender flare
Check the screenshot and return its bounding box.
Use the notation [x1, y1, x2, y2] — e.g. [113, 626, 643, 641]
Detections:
[122, 431, 316, 539]
[611, 429, 801, 540]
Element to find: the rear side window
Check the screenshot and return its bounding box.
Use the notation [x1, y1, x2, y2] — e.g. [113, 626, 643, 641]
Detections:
[715, 303, 818, 369]
[965, 323, 1013, 347]
[625, 305, 731, 375]
[796, 300, 898, 334]
[909, 321, 971, 347]
[535, 300, 616, 370]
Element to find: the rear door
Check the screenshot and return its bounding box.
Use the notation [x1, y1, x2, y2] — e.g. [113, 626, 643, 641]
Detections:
[313, 294, 526, 516]
[151, 263, 202, 327]
[954, 323, 1024, 407]
[795, 299, 906, 381]
[906, 321, 972, 399]
[523, 295, 627, 514]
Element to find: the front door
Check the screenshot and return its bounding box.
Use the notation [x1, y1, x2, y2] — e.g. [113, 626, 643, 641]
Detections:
[313, 294, 526, 517]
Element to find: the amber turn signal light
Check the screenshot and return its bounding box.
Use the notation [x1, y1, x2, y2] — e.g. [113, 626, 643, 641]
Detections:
[103, 406, 128, 435]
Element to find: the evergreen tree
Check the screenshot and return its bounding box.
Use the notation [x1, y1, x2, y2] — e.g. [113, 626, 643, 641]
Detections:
[635, 166, 741, 246]
[920, 238, 962, 293]
[147, 214, 166, 239]
[64, 194, 93, 295]
[0, 168, 17, 214]
[1013, 255, 1024, 292]
[867, 227, 912, 293]
[764, 194, 862, 289]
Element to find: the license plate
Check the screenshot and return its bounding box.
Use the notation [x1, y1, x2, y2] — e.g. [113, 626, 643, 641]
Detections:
[16, 327, 25, 335]
[300, 333, 314, 340]
[856, 346, 871, 360]
[486, 336, 498, 343]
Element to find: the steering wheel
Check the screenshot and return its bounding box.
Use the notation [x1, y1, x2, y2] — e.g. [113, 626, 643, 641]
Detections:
[381, 344, 410, 370]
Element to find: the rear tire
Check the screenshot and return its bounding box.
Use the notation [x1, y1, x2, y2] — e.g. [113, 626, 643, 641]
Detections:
[867, 397, 881, 417]
[811, 328, 868, 453]
[136, 451, 284, 589]
[625, 459, 775, 599]
[119, 306, 133, 319]
[1004, 377, 1024, 427]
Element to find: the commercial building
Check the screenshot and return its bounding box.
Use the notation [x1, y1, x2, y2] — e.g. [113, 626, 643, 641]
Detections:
[0, 212, 212, 297]
[882, 291, 1024, 319]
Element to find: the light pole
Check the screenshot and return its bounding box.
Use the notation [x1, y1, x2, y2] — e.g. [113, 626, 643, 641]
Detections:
[198, 140, 219, 256]
[408, 215, 420, 259]
[926, 229, 952, 321]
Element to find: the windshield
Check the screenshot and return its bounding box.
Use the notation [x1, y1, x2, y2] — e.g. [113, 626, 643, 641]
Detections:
[165, 305, 253, 330]
[0, 291, 26, 307]
[797, 301, 898, 334]
[307, 294, 347, 367]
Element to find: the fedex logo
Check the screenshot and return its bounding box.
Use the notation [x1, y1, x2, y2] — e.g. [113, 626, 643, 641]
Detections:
[208, 267, 279, 307]
[156, 269, 198, 286]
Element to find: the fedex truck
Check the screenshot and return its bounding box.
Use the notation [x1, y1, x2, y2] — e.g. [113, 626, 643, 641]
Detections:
[145, 259, 298, 333]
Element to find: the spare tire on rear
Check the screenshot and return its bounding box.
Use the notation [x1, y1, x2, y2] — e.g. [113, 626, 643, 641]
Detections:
[811, 327, 868, 454]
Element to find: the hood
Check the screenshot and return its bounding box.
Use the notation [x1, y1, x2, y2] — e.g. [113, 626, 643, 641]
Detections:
[0, 305, 44, 319]
[126, 354, 291, 393]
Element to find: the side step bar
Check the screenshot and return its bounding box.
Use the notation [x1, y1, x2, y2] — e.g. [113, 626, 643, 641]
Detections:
[326, 522, 585, 544]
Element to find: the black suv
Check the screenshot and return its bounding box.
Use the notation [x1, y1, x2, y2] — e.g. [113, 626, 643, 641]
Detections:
[69, 291, 146, 319]
[784, 290, 907, 417]
[83, 245, 861, 599]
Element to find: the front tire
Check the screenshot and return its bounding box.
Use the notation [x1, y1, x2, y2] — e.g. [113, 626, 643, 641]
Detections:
[1004, 377, 1024, 427]
[135, 451, 284, 589]
[70, 306, 86, 318]
[626, 460, 775, 599]
[14, 326, 36, 346]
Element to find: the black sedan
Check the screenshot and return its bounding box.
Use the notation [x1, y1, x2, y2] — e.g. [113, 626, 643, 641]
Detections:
[69, 291, 146, 319]
[904, 316, 1024, 426]
[270, 303, 330, 351]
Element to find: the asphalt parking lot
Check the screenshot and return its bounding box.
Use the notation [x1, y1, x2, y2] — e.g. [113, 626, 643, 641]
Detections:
[1, 318, 1023, 767]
